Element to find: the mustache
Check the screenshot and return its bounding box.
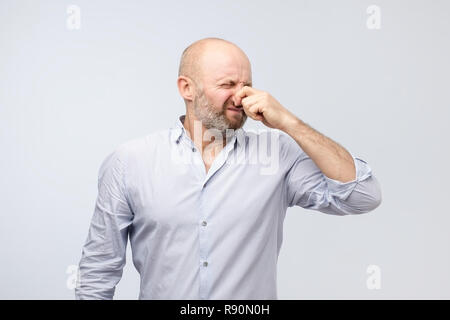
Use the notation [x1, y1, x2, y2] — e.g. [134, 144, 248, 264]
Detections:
[224, 101, 243, 110]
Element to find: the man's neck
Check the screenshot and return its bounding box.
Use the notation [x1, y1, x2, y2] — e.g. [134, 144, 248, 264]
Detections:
[182, 113, 227, 154]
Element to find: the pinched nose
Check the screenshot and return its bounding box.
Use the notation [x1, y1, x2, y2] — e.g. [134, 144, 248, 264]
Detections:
[231, 82, 246, 106]
[232, 95, 241, 107]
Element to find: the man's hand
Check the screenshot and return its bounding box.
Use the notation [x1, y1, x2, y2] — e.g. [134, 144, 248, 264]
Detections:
[235, 86, 298, 131]
[236, 86, 357, 182]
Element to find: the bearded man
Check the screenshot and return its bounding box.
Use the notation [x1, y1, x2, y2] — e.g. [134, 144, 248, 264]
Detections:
[75, 37, 382, 300]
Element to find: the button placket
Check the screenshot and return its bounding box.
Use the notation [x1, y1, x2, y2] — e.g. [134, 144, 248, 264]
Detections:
[198, 186, 209, 299]
[202, 135, 237, 187]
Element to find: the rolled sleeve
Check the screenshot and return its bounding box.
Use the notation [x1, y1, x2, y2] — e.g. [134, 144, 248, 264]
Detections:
[319, 155, 382, 215]
[283, 134, 382, 215]
[323, 156, 372, 201]
[75, 146, 134, 300]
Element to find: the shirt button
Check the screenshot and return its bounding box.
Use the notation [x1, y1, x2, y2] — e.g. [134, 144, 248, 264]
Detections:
[203, 261, 208, 267]
[201, 221, 207, 226]
[192, 147, 196, 152]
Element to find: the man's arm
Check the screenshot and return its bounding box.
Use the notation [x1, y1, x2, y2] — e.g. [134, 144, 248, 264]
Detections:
[75, 147, 134, 299]
[236, 86, 382, 214]
[281, 117, 356, 183]
[281, 130, 381, 214]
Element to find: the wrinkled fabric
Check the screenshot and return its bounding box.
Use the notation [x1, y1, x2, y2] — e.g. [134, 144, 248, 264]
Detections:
[75, 115, 382, 300]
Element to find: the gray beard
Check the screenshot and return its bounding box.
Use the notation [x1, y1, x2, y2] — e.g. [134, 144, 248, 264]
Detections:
[193, 88, 247, 135]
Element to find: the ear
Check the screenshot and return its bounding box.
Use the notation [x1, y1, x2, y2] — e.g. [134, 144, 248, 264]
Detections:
[177, 76, 195, 102]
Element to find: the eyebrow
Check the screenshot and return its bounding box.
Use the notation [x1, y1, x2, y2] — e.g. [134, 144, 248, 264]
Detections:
[219, 78, 253, 87]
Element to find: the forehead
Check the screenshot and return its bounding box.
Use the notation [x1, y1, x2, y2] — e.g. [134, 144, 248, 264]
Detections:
[200, 47, 252, 83]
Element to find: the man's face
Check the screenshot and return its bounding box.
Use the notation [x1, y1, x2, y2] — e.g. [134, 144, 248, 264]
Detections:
[192, 46, 252, 133]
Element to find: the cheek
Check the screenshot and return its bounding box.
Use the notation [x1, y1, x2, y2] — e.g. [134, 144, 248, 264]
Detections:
[206, 91, 231, 108]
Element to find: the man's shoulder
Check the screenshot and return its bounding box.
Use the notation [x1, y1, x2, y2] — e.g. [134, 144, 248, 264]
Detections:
[241, 127, 294, 147]
[241, 127, 306, 163]
[110, 129, 171, 160]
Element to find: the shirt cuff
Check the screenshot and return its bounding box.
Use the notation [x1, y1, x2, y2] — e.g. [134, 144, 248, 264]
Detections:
[323, 155, 373, 201]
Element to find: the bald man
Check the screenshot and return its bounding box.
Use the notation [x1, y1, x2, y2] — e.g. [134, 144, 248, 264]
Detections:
[75, 37, 382, 300]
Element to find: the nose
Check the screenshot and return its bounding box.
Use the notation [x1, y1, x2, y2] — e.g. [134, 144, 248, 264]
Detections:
[231, 82, 246, 107]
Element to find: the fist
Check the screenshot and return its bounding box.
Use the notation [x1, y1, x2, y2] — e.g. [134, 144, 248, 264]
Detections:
[235, 86, 297, 130]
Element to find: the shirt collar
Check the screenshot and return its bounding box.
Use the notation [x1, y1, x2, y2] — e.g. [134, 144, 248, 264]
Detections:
[170, 114, 245, 147]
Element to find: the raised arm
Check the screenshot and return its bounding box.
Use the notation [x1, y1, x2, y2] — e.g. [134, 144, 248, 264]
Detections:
[235, 85, 382, 215]
[282, 131, 381, 215]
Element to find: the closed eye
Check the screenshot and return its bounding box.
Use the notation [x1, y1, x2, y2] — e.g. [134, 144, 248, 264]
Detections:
[220, 82, 252, 88]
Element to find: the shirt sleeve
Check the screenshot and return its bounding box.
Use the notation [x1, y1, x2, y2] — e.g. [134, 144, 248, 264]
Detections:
[75, 147, 134, 299]
[282, 132, 382, 215]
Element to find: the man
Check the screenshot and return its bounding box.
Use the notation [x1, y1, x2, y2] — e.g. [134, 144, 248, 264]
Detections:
[75, 37, 382, 300]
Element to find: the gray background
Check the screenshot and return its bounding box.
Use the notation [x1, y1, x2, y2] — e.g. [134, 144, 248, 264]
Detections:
[1, 0, 449, 299]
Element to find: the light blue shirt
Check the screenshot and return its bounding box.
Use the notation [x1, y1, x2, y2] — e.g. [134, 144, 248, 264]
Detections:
[75, 115, 382, 300]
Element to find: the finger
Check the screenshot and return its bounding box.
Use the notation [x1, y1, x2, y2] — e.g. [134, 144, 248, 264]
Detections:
[241, 97, 258, 114]
[241, 95, 259, 108]
[245, 104, 263, 121]
[235, 86, 257, 99]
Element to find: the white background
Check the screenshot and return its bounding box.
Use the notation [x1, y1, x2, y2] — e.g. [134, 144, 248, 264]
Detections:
[1, 0, 449, 299]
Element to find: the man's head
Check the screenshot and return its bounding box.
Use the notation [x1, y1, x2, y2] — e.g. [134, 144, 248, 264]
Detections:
[177, 38, 252, 133]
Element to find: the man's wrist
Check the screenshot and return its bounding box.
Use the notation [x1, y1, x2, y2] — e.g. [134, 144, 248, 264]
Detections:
[279, 114, 306, 137]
